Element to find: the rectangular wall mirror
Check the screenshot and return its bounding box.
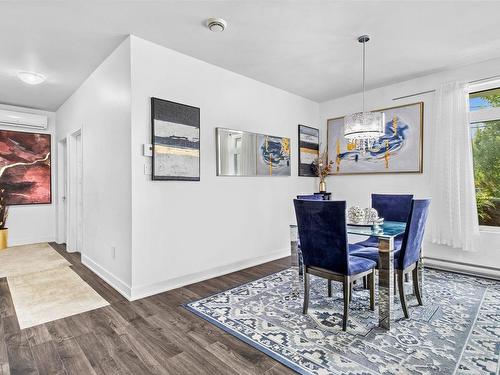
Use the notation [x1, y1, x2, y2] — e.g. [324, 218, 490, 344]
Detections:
[217, 128, 257, 176]
[216, 128, 290, 177]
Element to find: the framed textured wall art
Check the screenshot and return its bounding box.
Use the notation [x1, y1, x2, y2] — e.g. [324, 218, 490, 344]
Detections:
[0, 130, 51, 205]
[298, 125, 319, 177]
[256, 134, 291, 176]
[327, 102, 423, 174]
[151, 98, 200, 181]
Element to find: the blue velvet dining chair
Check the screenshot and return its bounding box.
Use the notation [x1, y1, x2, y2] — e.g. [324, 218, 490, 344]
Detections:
[296, 195, 367, 286]
[351, 199, 431, 318]
[293, 199, 376, 331]
[355, 194, 414, 249]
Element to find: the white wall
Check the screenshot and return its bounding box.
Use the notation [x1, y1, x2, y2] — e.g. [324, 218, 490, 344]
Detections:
[0, 103, 56, 246]
[129, 36, 318, 299]
[53, 35, 499, 300]
[319, 57, 500, 276]
[56, 38, 132, 295]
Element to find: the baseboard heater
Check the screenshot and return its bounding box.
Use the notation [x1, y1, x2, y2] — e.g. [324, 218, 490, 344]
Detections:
[423, 257, 500, 281]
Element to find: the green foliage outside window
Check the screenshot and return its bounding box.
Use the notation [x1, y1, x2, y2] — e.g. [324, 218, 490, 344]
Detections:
[471, 92, 500, 226]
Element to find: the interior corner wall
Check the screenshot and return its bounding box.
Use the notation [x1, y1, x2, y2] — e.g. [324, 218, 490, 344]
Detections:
[319, 57, 500, 274]
[0, 103, 56, 246]
[129, 36, 319, 299]
[56, 37, 133, 296]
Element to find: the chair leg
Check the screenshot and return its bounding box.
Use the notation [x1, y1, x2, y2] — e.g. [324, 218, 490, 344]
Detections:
[342, 276, 350, 331]
[412, 263, 423, 306]
[349, 282, 353, 303]
[404, 273, 410, 283]
[363, 275, 367, 289]
[397, 270, 409, 318]
[303, 271, 310, 314]
[327, 280, 332, 297]
[368, 269, 375, 311]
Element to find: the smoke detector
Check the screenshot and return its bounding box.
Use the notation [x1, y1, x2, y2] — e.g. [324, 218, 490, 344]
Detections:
[206, 18, 227, 32]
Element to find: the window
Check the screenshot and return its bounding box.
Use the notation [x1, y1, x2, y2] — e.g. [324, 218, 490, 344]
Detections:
[469, 85, 500, 227]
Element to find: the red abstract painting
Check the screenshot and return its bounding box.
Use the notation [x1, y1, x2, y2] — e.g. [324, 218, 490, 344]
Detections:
[0, 130, 51, 205]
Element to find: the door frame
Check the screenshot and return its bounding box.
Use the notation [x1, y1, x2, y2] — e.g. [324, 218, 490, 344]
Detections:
[65, 129, 83, 253]
[56, 138, 68, 244]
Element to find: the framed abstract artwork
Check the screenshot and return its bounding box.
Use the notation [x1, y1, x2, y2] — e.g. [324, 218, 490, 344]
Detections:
[151, 98, 200, 181]
[327, 102, 423, 174]
[256, 134, 291, 176]
[298, 125, 319, 176]
[0, 130, 51, 205]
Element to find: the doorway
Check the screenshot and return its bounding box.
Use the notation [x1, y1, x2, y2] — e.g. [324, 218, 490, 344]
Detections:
[58, 129, 83, 253]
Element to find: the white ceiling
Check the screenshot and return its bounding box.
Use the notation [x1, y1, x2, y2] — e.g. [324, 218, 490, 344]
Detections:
[1, 1, 500, 111]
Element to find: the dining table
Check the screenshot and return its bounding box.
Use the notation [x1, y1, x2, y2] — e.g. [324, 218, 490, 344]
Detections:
[290, 221, 422, 330]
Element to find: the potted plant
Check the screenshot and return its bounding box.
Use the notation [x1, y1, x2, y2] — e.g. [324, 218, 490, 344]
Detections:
[0, 188, 9, 250]
[312, 151, 333, 193]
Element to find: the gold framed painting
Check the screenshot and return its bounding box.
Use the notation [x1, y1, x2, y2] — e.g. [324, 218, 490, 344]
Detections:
[327, 102, 423, 175]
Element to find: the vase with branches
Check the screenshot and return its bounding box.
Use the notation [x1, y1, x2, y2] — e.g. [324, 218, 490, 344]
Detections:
[312, 151, 333, 192]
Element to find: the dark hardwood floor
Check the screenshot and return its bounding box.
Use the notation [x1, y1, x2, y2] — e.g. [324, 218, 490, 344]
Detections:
[0, 243, 295, 375]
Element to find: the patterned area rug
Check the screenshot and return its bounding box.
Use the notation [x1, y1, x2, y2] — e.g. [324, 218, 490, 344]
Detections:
[186, 268, 500, 375]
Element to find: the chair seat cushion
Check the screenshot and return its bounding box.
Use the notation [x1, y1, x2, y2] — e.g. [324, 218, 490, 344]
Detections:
[348, 255, 377, 275]
[348, 243, 365, 253]
[350, 247, 402, 268]
[354, 236, 403, 250]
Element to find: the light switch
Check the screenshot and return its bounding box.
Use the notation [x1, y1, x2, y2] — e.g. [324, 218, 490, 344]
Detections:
[143, 144, 153, 157]
[144, 162, 152, 175]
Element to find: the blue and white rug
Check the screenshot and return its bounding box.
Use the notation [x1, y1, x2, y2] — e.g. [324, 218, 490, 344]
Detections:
[185, 268, 500, 375]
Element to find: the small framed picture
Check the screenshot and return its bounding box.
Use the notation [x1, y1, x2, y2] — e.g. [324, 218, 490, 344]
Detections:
[298, 125, 319, 177]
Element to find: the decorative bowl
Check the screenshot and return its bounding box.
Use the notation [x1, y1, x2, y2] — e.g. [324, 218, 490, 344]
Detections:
[347, 206, 365, 224]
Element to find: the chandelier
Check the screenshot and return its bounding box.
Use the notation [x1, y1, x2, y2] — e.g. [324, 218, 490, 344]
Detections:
[344, 35, 385, 152]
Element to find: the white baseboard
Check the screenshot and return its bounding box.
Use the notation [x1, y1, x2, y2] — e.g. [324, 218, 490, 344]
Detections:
[8, 236, 56, 247]
[81, 255, 132, 300]
[129, 248, 290, 301]
[424, 257, 500, 280]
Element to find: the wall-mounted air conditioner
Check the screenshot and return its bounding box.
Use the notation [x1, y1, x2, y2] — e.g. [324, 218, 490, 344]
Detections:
[0, 109, 48, 130]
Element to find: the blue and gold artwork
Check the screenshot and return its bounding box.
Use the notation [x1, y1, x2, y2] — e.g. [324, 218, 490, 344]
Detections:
[256, 134, 291, 176]
[327, 102, 423, 174]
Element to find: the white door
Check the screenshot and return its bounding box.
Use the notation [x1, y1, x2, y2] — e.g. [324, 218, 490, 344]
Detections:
[75, 132, 83, 252]
[66, 129, 83, 253]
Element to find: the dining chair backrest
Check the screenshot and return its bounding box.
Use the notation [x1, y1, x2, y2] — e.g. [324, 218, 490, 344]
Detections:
[314, 192, 329, 200]
[372, 194, 414, 222]
[296, 195, 323, 200]
[293, 200, 349, 274]
[398, 199, 431, 270]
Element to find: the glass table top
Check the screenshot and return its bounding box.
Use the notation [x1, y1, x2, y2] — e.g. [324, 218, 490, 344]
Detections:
[347, 221, 406, 238]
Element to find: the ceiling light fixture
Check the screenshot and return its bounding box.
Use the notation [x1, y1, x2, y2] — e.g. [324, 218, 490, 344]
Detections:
[206, 18, 227, 32]
[343, 35, 385, 152]
[17, 71, 46, 85]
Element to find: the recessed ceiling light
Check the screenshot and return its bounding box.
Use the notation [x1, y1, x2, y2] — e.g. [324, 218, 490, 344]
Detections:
[206, 18, 227, 32]
[17, 71, 46, 85]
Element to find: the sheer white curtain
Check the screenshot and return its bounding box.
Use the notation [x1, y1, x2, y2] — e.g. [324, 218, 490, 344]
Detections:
[429, 81, 480, 251]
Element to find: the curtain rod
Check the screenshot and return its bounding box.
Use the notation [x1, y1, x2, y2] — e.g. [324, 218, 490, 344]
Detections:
[392, 74, 500, 101]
